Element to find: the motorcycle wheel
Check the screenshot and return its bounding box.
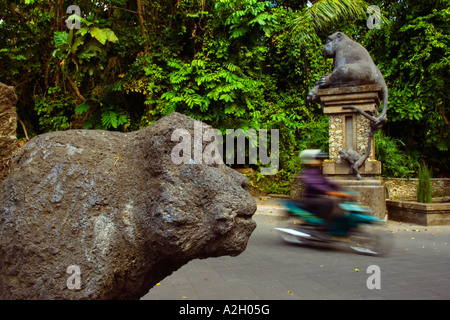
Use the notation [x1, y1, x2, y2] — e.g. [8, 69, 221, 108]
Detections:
[280, 233, 308, 245]
[348, 224, 393, 256]
[275, 228, 311, 245]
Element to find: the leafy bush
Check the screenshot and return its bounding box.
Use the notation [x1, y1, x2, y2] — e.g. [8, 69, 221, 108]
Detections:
[375, 130, 418, 178]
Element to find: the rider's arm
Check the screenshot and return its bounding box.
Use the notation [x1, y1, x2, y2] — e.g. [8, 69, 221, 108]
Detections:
[326, 191, 352, 198]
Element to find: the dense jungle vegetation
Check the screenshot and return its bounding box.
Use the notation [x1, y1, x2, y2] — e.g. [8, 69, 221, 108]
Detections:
[0, 0, 448, 193]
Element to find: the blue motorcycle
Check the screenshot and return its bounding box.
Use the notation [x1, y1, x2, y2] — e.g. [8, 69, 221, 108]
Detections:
[275, 192, 393, 256]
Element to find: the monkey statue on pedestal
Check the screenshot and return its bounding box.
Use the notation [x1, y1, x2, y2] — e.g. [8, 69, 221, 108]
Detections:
[309, 32, 388, 128]
[307, 31, 388, 179]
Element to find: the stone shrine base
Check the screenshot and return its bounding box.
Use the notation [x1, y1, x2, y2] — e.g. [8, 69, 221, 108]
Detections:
[323, 159, 382, 176]
[323, 160, 386, 220]
[290, 174, 386, 220]
[328, 176, 386, 220]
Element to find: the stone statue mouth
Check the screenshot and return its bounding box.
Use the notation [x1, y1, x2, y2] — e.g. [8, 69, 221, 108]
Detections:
[236, 202, 257, 220]
[236, 212, 257, 231]
[236, 209, 256, 219]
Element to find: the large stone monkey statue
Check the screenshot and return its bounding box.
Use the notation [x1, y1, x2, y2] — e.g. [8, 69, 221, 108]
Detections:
[307, 32, 389, 179]
[308, 31, 388, 130]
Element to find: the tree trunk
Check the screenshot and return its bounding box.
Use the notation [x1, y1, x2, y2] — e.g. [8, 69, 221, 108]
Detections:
[136, 0, 149, 53]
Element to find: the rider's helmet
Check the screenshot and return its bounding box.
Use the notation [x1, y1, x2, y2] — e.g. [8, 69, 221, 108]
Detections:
[299, 149, 329, 165]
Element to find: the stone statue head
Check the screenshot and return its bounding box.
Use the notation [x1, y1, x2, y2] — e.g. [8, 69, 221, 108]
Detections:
[0, 112, 256, 299]
[322, 31, 347, 58]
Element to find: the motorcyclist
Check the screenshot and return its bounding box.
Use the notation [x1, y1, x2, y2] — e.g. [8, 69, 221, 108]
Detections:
[295, 149, 347, 226]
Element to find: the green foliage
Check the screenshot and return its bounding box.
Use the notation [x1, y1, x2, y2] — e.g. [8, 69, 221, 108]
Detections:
[292, 0, 374, 44]
[375, 130, 418, 178]
[0, 0, 449, 194]
[34, 92, 74, 132]
[417, 162, 432, 203]
[366, 0, 450, 175]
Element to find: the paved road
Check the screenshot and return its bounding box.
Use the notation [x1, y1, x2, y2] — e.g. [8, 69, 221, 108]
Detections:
[143, 197, 450, 300]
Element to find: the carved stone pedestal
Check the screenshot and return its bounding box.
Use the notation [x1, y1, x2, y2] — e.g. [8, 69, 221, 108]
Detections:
[318, 85, 386, 218]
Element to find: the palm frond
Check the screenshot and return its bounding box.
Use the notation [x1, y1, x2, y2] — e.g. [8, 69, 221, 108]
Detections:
[290, 0, 390, 45]
[308, 0, 369, 31]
